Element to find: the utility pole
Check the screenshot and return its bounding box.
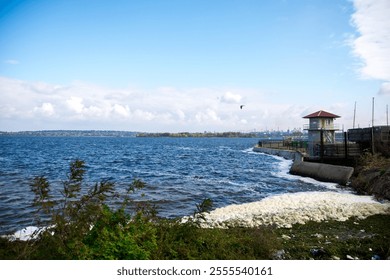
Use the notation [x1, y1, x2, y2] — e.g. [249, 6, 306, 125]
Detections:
[387, 104, 389, 126]
[371, 97, 375, 154]
[353, 101, 356, 129]
[372, 97, 375, 127]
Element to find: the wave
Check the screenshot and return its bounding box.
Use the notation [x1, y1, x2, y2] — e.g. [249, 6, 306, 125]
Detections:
[242, 147, 258, 154]
[3, 226, 44, 241]
[201, 191, 390, 228]
[252, 151, 340, 189]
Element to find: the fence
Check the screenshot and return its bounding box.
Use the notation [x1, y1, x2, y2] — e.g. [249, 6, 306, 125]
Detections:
[257, 135, 362, 160]
[256, 139, 307, 153]
[308, 142, 361, 159]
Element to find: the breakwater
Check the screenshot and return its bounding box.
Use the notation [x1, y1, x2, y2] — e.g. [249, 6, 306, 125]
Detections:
[253, 146, 354, 185]
[253, 146, 303, 161]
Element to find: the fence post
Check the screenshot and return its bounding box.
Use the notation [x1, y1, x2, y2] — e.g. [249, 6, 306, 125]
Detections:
[344, 131, 348, 159]
[320, 129, 324, 162]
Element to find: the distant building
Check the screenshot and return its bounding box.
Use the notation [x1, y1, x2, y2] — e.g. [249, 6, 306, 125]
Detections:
[303, 110, 340, 158]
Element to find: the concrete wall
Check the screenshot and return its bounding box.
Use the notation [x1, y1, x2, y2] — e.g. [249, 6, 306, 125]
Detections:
[252, 146, 354, 185]
[253, 147, 303, 162]
[290, 161, 354, 185]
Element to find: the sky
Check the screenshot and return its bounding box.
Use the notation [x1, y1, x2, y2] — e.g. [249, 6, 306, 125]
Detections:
[0, 0, 389, 132]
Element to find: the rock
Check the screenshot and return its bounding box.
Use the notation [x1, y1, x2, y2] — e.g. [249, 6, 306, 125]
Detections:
[371, 255, 381, 260]
[350, 165, 390, 201]
[310, 248, 326, 257]
[312, 233, 324, 239]
[281, 234, 291, 240]
[273, 249, 286, 260]
[331, 256, 341, 260]
[346, 255, 354, 260]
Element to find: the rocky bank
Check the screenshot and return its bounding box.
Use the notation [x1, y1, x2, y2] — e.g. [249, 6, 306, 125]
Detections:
[349, 154, 390, 201]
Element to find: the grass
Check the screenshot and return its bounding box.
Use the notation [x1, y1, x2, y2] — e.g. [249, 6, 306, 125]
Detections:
[153, 221, 279, 260]
[2, 214, 389, 260]
[275, 214, 390, 260]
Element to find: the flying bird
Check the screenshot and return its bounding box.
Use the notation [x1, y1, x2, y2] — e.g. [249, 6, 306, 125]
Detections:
[240, 105, 245, 109]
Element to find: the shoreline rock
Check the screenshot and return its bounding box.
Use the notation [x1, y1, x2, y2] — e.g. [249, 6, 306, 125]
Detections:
[350, 167, 390, 201]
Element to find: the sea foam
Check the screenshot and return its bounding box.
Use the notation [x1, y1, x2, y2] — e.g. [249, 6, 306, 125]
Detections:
[268, 154, 339, 189]
[201, 191, 390, 228]
[6, 226, 42, 241]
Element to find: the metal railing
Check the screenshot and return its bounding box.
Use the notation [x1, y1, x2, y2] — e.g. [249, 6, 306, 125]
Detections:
[256, 140, 308, 153]
[303, 123, 340, 130]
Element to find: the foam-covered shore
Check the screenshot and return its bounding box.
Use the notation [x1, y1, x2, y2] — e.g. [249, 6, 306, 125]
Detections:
[6, 192, 390, 241]
[200, 191, 390, 228]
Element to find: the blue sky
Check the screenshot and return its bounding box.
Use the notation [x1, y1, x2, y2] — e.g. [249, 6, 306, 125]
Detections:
[0, 0, 389, 132]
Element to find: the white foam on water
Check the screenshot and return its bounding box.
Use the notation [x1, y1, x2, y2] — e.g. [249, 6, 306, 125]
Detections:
[4, 226, 42, 241]
[242, 147, 257, 154]
[201, 191, 390, 228]
[266, 154, 340, 189]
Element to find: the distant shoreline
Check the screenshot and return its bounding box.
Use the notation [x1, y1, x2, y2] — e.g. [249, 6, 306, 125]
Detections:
[0, 130, 138, 137]
[0, 130, 276, 138]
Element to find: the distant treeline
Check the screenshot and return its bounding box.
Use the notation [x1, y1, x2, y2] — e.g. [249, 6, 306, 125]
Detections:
[0, 129, 307, 139]
[135, 132, 258, 138]
[0, 130, 138, 137]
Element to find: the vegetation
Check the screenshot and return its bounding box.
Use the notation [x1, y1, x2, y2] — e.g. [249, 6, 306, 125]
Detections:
[350, 152, 390, 200]
[136, 131, 258, 138]
[0, 160, 279, 260]
[275, 214, 390, 260]
[0, 160, 389, 260]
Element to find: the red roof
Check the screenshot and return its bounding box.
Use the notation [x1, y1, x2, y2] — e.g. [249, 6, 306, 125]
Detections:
[303, 110, 340, 118]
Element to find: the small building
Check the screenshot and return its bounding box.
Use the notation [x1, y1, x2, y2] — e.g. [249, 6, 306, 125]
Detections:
[303, 110, 340, 158]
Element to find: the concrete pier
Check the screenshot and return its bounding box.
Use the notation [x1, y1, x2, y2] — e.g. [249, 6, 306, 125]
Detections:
[252, 146, 303, 162]
[253, 146, 354, 185]
[290, 161, 354, 185]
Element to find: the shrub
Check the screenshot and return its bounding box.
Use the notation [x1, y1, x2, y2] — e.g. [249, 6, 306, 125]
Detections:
[2, 160, 279, 260]
[20, 160, 157, 259]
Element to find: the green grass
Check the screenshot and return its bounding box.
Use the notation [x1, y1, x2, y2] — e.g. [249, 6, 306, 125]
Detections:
[275, 214, 390, 260]
[2, 214, 389, 260]
[153, 221, 279, 260]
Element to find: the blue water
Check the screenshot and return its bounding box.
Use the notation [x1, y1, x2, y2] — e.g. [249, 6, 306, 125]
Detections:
[0, 136, 332, 234]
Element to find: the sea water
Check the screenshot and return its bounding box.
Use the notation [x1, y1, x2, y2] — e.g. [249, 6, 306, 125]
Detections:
[0, 136, 388, 236]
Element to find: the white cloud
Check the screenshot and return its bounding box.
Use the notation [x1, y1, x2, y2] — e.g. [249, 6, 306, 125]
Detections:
[175, 109, 186, 121]
[133, 109, 155, 121]
[195, 108, 221, 123]
[66, 96, 84, 113]
[220, 91, 243, 104]
[34, 102, 55, 116]
[350, 0, 390, 81]
[2, 76, 359, 131]
[378, 82, 390, 95]
[113, 104, 130, 118]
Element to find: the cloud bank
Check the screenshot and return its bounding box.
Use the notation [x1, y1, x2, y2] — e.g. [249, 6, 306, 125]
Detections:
[350, 0, 390, 94]
[0, 76, 317, 132]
